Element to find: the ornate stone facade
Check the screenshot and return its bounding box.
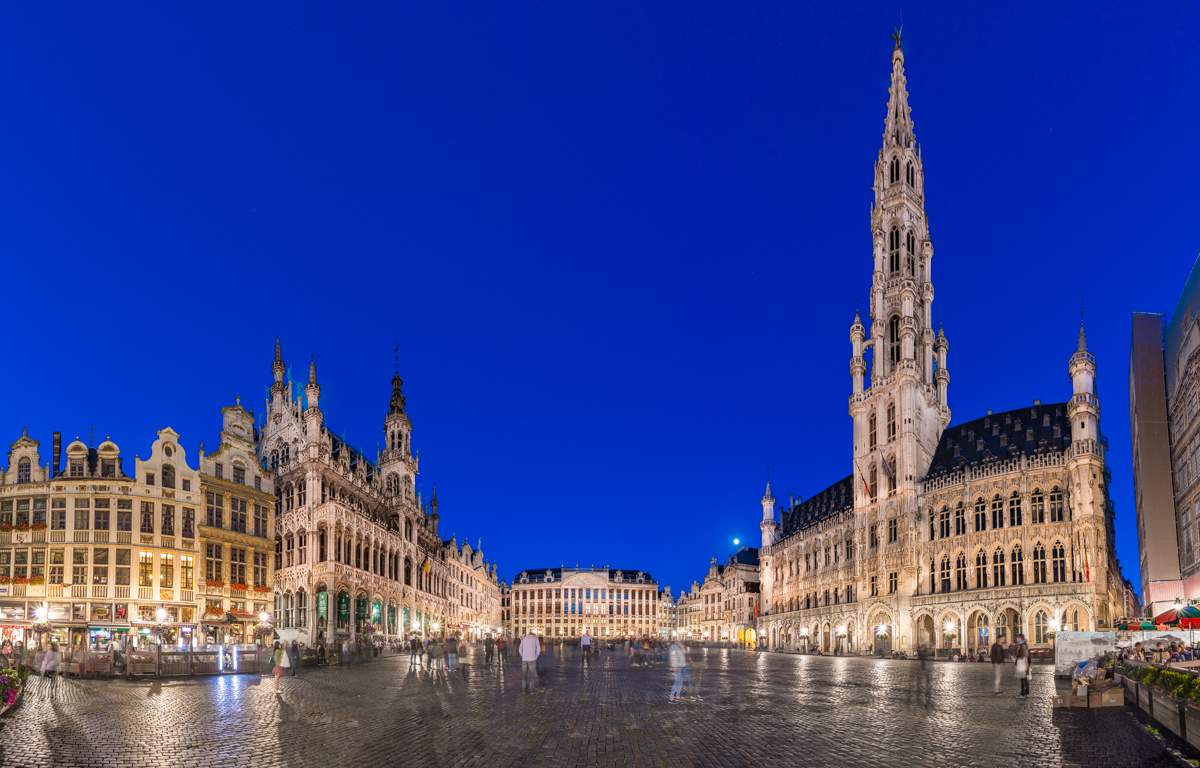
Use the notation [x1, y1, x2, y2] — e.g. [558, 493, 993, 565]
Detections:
[756, 41, 1126, 657]
[264, 341, 501, 643]
[507, 567, 659, 638]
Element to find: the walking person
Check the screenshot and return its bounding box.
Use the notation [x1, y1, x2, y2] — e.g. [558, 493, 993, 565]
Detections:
[668, 638, 690, 702]
[40, 641, 61, 680]
[484, 634, 495, 665]
[446, 635, 458, 671]
[519, 630, 541, 694]
[1014, 634, 1030, 698]
[272, 641, 289, 691]
[290, 640, 300, 677]
[580, 631, 593, 666]
[990, 637, 1006, 694]
[409, 636, 421, 666]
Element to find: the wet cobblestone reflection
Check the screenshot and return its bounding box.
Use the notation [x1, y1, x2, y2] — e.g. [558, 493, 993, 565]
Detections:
[0, 646, 1184, 767]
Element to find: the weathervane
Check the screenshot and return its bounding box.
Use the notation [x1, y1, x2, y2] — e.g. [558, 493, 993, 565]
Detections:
[892, 24, 903, 51]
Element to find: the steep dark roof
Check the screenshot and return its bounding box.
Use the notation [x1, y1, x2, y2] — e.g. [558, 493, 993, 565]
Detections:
[731, 548, 760, 566]
[923, 402, 1070, 478]
[780, 475, 854, 538]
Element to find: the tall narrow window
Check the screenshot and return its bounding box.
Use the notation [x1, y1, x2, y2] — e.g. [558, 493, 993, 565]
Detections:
[1034, 610, 1050, 644]
[1009, 493, 1022, 527]
[206, 543, 222, 582]
[869, 413, 878, 450]
[889, 227, 900, 273]
[887, 403, 897, 441]
[992, 548, 1006, 587]
[1049, 487, 1064, 522]
[869, 465, 878, 501]
[160, 553, 174, 588]
[888, 316, 900, 366]
[954, 504, 966, 536]
[929, 559, 936, 593]
[939, 507, 950, 539]
[206, 493, 223, 528]
[17, 459, 30, 484]
[1032, 543, 1046, 584]
[940, 556, 950, 593]
[180, 555, 194, 590]
[182, 507, 194, 539]
[161, 464, 175, 489]
[161, 505, 174, 536]
[975, 550, 987, 588]
[1010, 545, 1024, 585]
[140, 502, 154, 534]
[991, 495, 1004, 530]
[905, 231, 915, 276]
[1052, 542, 1067, 583]
[955, 553, 967, 590]
[974, 498, 986, 532]
[1030, 491, 1045, 524]
[139, 551, 154, 587]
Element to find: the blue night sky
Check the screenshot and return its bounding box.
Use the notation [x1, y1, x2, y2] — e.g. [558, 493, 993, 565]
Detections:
[0, 3, 1197, 598]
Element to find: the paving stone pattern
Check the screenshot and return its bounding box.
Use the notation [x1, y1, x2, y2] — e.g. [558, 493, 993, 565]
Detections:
[0, 645, 1186, 767]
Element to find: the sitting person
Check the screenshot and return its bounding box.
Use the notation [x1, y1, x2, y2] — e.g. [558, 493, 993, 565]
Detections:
[1170, 645, 1193, 663]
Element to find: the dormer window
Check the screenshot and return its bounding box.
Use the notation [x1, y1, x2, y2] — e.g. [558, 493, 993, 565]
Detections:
[70, 459, 85, 478]
[17, 458, 30, 484]
[101, 459, 116, 478]
[145, 471, 155, 486]
[162, 464, 176, 489]
[233, 466, 245, 485]
[215, 463, 224, 480]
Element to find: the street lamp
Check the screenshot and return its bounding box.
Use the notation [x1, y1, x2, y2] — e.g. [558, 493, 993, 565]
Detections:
[1049, 619, 1060, 632]
[156, 607, 167, 622]
[944, 621, 955, 633]
[259, 612, 269, 623]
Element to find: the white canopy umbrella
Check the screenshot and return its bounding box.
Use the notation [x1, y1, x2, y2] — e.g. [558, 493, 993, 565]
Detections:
[275, 628, 310, 645]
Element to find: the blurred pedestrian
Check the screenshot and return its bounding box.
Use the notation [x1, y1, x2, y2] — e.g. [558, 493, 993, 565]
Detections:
[668, 639, 690, 702]
[990, 637, 1006, 694]
[272, 641, 287, 690]
[1014, 634, 1030, 698]
[290, 640, 299, 677]
[485, 634, 495, 664]
[519, 631, 541, 694]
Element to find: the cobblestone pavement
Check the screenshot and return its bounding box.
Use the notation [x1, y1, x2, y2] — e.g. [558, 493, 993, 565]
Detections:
[0, 645, 1187, 768]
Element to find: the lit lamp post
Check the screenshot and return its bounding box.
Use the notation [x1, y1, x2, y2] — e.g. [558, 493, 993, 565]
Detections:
[836, 625, 847, 654]
[800, 626, 810, 652]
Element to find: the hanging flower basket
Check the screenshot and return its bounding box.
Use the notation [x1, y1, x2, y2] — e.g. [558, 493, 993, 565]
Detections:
[360, 625, 376, 635]
[31, 620, 52, 635]
[148, 623, 173, 639]
[252, 623, 275, 640]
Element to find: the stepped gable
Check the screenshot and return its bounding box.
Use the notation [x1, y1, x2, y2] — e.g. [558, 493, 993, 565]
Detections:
[780, 475, 854, 538]
[923, 401, 1071, 479]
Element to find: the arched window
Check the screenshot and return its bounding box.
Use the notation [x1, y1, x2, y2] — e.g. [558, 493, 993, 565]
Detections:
[1052, 541, 1067, 583]
[1032, 543, 1046, 584]
[975, 550, 988, 588]
[161, 464, 176, 489]
[929, 558, 936, 593]
[992, 548, 1006, 587]
[285, 484, 294, 512]
[889, 156, 899, 184]
[954, 503, 966, 536]
[1050, 486, 1065, 522]
[905, 231, 915, 276]
[939, 507, 950, 539]
[888, 316, 900, 366]
[355, 540, 362, 570]
[1034, 610, 1050, 644]
[1010, 545, 1024, 585]
[274, 536, 282, 570]
[869, 413, 878, 450]
[869, 464, 878, 501]
[905, 161, 914, 186]
[1009, 492, 1022, 527]
[997, 611, 1009, 644]
[1030, 490, 1045, 524]
[887, 403, 897, 441]
[281, 444, 290, 464]
[974, 498, 987, 532]
[270, 451, 279, 471]
[1072, 609, 1079, 631]
[888, 227, 900, 273]
[16, 458, 30, 484]
[991, 495, 1004, 530]
[885, 456, 896, 495]
[940, 556, 951, 592]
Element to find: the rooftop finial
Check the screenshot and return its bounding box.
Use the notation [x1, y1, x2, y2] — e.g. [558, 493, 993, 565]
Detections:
[892, 23, 903, 51]
[309, 355, 318, 386]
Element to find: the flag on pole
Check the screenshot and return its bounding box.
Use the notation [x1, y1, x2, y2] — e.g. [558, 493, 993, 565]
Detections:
[854, 458, 871, 497]
[1084, 541, 1091, 582]
[422, 555, 431, 574]
[879, 451, 894, 479]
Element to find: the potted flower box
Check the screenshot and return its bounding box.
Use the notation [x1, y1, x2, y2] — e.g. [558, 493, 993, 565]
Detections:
[1138, 682, 1154, 716]
[1185, 703, 1200, 751]
[1151, 688, 1186, 738]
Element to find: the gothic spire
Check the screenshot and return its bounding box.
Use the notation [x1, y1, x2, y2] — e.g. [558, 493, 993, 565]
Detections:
[308, 355, 318, 386]
[1077, 322, 1088, 353]
[883, 29, 916, 150]
[272, 336, 286, 381]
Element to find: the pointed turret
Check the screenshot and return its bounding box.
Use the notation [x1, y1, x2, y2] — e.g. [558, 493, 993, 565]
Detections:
[389, 373, 406, 414]
[760, 477, 777, 549]
[306, 355, 321, 410]
[269, 337, 288, 403]
[884, 27, 916, 150]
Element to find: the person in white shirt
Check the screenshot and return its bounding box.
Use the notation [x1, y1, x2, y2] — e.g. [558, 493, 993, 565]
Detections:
[519, 632, 542, 694]
[580, 632, 593, 666]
